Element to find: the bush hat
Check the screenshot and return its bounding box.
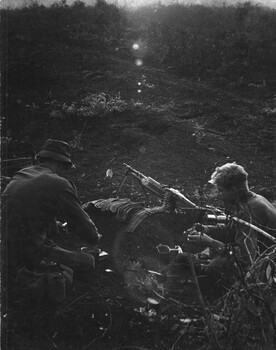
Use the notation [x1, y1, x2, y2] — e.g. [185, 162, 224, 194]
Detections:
[37, 139, 73, 165]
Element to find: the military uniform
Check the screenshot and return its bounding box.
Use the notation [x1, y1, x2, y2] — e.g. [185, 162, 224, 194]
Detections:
[1, 139, 100, 304]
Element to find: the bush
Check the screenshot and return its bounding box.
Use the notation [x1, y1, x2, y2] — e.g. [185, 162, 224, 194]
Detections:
[126, 3, 276, 81]
[50, 93, 128, 120]
[1, 0, 126, 48]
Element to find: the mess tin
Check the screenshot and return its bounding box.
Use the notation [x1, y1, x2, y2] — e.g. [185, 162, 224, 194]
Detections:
[156, 244, 182, 265]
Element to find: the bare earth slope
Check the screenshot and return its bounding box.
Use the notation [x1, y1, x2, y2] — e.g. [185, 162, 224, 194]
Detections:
[2, 33, 276, 350]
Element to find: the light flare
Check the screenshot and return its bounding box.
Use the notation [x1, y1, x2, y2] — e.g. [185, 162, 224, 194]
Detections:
[135, 59, 143, 67]
[132, 43, 140, 50]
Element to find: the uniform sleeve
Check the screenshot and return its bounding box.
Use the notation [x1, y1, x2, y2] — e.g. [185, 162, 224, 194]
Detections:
[206, 223, 235, 243]
[56, 178, 100, 245]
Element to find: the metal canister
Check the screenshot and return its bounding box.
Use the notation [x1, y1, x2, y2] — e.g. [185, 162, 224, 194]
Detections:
[157, 244, 171, 265]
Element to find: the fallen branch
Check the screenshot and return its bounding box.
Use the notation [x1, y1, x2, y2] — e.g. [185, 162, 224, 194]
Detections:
[62, 291, 90, 312]
[101, 302, 112, 339]
[232, 217, 276, 244]
[170, 331, 186, 350]
[205, 129, 227, 136]
[1, 157, 34, 163]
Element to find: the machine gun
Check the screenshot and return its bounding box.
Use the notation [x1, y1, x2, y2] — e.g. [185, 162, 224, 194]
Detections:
[116, 163, 198, 210]
[116, 164, 276, 245]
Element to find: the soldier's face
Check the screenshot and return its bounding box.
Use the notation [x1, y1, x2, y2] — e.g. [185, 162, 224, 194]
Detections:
[216, 185, 237, 205]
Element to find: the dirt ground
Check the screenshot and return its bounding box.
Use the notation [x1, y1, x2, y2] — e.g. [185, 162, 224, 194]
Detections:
[2, 23, 276, 350]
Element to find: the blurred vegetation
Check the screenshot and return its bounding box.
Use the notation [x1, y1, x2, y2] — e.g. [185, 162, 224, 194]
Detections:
[128, 2, 276, 82]
[2, 1, 276, 90]
[1, 0, 127, 136]
[1, 0, 276, 138]
[1, 0, 125, 88]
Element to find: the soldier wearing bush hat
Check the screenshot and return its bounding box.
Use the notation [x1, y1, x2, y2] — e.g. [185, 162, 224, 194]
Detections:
[36, 139, 74, 167]
[1, 139, 101, 305]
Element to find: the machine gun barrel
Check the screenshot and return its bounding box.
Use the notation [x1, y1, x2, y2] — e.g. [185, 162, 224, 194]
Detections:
[123, 163, 165, 197]
[202, 213, 276, 244]
[123, 163, 197, 209]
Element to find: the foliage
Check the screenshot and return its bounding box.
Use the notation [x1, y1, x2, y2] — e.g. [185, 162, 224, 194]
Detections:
[1, 0, 128, 138]
[1, 0, 126, 88]
[127, 3, 276, 81]
[4, 1, 276, 87]
[78, 92, 127, 116]
[49, 92, 128, 120]
[2, 0, 125, 43]
[215, 247, 276, 348]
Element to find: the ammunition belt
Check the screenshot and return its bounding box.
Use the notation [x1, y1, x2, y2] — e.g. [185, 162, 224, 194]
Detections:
[88, 198, 169, 233]
[91, 198, 145, 223]
[126, 206, 168, 233]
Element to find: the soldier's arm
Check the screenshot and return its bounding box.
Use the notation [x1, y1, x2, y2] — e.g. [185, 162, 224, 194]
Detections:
[203, 223, 235, 244]
[57, 179, 101, 245]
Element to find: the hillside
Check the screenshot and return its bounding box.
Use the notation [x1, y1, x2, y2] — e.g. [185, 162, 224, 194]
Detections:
[1, 2, 276, 349]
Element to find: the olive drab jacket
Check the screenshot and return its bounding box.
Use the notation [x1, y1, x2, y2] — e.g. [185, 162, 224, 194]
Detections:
[1, 165, 99, 271]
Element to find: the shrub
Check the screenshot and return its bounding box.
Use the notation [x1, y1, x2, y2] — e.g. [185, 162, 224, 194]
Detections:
[50, 93, 128, 120]
[127, 3, 276, 81]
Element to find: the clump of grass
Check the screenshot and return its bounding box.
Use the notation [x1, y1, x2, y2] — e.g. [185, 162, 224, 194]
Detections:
[49, 92, 128, 120]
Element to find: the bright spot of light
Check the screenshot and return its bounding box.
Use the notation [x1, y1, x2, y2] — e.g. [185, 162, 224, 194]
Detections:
[132, 43, 139, 50]
[135, 59, 143, 67]
[138, 82, 141, 85]
[105, 168, 113, 179]
[137, 89, 142, 93]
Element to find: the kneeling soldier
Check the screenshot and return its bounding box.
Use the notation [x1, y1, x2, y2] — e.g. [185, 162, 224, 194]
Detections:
[1, 139, 101, 305]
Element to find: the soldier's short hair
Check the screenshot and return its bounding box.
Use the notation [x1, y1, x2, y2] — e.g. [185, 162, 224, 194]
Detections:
[209, 162, 248, 190]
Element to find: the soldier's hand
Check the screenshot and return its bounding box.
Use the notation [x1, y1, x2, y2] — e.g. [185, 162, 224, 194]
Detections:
[187, 232, 212, 245]
[186, 224, 197, 235]
[56, 221, 68, 234]
[187, 223, 203, 235]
